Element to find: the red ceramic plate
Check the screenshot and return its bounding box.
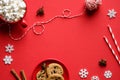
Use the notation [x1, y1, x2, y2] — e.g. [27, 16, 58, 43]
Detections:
[32, 59, 69, 80]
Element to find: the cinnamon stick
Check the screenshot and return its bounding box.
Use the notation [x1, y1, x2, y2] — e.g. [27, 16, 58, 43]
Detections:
[10, 69, 21, 80]
[20, 70, 27, 80]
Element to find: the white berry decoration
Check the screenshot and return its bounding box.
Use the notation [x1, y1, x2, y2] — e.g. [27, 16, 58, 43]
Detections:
[104, 70, 112, 78]
[79, 69, 89, 78]
[91, 76, 99, 80]
[0, 0, 26, 23]
[5, 44, 14, 53]
[107, 9, 117, 18]
[3, 55, 13, 64]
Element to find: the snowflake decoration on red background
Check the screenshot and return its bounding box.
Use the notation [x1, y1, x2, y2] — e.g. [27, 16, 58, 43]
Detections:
[91, 76, 99, 80]
[104, 70, 112, 78]
[107, 9, 117, 18]
[3, 55, 13, 64]
[79, 68, 89, 78]
[5, 44, 14, 53]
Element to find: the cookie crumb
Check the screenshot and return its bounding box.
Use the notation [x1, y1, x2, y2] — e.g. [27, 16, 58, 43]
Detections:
[41, 63, 46, 70]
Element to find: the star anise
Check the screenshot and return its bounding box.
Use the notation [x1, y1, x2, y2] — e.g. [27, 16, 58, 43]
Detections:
[99, 59, 107, 67]
[36, 7, 44, 16]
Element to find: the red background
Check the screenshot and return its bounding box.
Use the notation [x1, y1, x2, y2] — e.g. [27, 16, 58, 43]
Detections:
[0, 0, 120, 80]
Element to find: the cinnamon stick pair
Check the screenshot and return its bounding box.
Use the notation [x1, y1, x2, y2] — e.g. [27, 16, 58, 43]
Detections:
[10, 69, 27, 80]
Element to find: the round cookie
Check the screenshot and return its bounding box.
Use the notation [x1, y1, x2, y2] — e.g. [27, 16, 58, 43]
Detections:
[47, 74, 64, 80]
[47, 63, 64, 75]
[36, 70, 47, 80]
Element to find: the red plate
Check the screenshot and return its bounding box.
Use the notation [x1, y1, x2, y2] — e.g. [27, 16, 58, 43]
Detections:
[32, 59, 69, 80]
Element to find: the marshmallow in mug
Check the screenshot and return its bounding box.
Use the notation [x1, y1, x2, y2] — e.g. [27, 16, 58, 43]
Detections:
[85, 0, 102, 11]
[0, 0, 26, 23]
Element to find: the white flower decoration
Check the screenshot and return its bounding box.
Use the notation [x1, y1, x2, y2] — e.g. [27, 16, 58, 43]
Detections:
[107, 9, 117, 18]
[91, 76, 99, 80]
[104, 70, 112, 78]
[5, 44, 14, 53]
[79, 69, 89, 78]
[3, 55, 13, 64]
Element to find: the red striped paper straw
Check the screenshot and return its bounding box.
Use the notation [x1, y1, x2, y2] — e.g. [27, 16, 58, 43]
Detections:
[107, 25, 120, 53]
[103, 36, 120, 65]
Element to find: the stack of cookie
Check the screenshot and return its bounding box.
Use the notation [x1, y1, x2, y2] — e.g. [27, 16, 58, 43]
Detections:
[36, 63, 64, 80]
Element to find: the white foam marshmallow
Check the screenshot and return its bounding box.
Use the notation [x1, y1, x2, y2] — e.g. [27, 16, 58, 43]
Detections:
[0, 0, 26, 23]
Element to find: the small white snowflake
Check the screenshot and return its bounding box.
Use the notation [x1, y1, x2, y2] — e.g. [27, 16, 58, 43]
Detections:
[5, 44, 14, 53]
[3, 55, 13, 64]
[91, 76, 99, 80]
[79, 68, 89, 78]
[107, 9, 117, 18]
[104, 70, 112, 78]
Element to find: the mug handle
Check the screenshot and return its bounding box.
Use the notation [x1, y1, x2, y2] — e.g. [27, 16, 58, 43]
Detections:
[21, 19, 27, 28]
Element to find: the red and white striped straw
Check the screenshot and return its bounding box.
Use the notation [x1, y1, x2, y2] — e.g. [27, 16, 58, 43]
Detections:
[103, 36, 120, 65]
[107, 25, 120, 53]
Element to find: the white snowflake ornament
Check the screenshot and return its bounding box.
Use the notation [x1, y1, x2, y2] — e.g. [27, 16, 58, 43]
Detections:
[91, 76, 99, 80]
[107, 9, 117, 18]
[5, 44, 14, 53]
[3, 55, 13, 64]
[104, 70, 112, 78]
[79, 69, 89, 78]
